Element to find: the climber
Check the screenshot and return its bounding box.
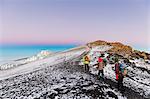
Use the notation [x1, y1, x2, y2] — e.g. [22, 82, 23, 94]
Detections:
[97, 56, 105, 80]
[115, 58, 127, 91]
[83, 55, 90, 73]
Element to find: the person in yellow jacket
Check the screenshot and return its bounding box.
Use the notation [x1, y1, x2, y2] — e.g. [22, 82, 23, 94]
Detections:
[83, 55, 90, 73]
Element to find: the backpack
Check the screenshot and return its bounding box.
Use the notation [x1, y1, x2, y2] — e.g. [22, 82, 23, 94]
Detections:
[103, 58, 107, 63]
[120, 64, 127, 76]
[116, 63, 127, 76]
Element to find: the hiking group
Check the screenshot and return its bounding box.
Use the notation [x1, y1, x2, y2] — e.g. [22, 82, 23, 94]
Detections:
[82, 52, 127, 91]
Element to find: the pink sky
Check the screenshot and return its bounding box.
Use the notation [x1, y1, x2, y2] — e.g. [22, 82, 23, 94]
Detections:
[0, 0, 150, 51]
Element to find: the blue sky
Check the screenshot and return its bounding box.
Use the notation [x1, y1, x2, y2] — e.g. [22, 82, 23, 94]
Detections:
[0, 0, 149, 52]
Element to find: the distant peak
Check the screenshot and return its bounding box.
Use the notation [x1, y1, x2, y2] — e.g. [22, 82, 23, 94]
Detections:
[87, 40, 150, 60]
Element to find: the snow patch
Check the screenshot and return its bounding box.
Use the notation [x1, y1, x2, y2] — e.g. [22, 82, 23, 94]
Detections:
[0, 50, 52, 70]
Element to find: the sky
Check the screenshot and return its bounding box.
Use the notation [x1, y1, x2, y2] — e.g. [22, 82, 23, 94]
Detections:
[0, 0, 150, 52]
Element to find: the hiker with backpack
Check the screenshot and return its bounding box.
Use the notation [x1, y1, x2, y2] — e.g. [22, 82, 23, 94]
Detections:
[83, 55, 90, 73]
[96, 56, 105, 80]
[114, 58, 127, 91]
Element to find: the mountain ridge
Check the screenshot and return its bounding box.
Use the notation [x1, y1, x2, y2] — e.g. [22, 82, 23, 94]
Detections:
[87, 40, 150, 60]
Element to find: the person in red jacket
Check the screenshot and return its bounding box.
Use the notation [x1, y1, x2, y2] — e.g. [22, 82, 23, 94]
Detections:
[115, 58, 120, 81]
[97, 56, 105, 80]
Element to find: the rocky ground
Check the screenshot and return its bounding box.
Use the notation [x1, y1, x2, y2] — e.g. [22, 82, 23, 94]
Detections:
[0, 58, 127, 99]
[0, 57, 149, 99]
